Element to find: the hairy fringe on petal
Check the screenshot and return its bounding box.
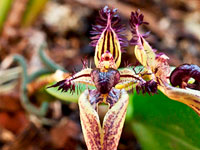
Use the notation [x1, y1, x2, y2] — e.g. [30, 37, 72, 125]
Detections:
[136, 79, 158, 95]
[47, 68, 94, 95]
[90, 6, 128, 51]
[47, 79, 78, 94]
[129, 10, 149, 46]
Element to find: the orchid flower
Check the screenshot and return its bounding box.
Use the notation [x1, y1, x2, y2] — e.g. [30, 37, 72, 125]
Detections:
[49, 6, 157, 150]
[49, 6, 200, 150]
[130, 10, 200, 115]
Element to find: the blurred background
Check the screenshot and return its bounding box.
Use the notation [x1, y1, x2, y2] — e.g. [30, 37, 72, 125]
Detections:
[0, 0, 200, 150]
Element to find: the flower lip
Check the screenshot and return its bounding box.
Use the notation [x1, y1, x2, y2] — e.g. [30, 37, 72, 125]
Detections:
[170, 64, 200, 90]
[91, 68, 120, 94]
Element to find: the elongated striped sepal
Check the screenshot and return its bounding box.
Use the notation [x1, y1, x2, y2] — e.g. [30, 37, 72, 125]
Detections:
[129, 10, 161, 76]
[91, 6, 127, 68]
[129, 11, 155, 71]
[79, 90, 102, 150]
[129, 10, 170, 81]
[102, 89, 129, 149]
[79, 89, 129, 150]
[48, 68, 94, 94]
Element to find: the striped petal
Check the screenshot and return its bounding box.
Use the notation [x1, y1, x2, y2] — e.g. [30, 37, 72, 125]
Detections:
[102, 89, 129, 150]
[91, 6, 127, 69]
[79, 90, 102, 150]
[78, 89, 129, 150]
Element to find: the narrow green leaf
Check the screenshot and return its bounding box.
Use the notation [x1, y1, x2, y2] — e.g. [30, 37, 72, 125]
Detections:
[0, 0, 13, 31]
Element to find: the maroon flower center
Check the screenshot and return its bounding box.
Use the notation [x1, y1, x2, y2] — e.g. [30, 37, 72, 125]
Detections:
[91, 68, 120, 94]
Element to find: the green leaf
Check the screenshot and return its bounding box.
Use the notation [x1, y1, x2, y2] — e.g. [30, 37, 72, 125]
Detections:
[125, 93, 134, 122]
[132, 91, 200, 150]
[45, 83, 95, 103]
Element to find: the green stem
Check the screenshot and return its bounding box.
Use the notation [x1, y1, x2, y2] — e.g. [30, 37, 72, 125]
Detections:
[13, 55, 48, 117]
[39, 44, 67, 72]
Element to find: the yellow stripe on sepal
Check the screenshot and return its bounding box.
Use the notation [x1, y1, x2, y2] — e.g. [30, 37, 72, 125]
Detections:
[94, 27, 122, 69]
[134, 38, 156, 70]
